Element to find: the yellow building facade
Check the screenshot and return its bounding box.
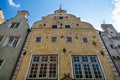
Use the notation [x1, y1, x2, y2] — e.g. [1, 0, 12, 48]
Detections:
[16, 9, 115, 80]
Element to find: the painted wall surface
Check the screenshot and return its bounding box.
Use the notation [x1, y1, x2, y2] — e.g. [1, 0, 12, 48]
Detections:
[0, 11, 29, 80]
[16, 9, 115, 80]
[101, 24, 120, 77]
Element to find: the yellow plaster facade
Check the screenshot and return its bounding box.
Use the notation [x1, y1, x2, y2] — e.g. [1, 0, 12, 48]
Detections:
[16, 9, 115, 80]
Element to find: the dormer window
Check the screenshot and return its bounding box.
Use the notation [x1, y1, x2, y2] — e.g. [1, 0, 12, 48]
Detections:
[52, 25, 57, 29]
[59, 16, 63, 19]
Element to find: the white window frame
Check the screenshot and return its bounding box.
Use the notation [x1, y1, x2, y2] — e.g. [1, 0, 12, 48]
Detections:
[71, 54, 105, 80]
[26, 54, 59, 80]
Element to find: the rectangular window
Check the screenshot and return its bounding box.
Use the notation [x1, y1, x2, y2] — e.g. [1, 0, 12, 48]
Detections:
[0, 59, 4, 68]
[51, 37, 57, 42]
[10, 22, 20, 28]
[59, 16, 63, 19]
[5, 37, 19, 47]
[72, 55, 104, 80]
[27, 55, 58, 80]
[0, 36, 3, 42]
[52, 25, 57, 29]
[82, 37, 89, 43]
[66, 37, 72, 42]
[65, 25, 70, 29]
[35, 37, 42, 42]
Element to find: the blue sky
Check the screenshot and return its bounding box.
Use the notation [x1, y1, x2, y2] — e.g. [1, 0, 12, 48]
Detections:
[0, 0, 120, 32]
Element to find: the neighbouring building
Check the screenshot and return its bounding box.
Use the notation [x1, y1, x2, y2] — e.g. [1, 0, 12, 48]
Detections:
[0, 9, 4, 24]
[100, 24, 120, 79]
[0, 10, 30, 80]
[16, 8, 115, 80]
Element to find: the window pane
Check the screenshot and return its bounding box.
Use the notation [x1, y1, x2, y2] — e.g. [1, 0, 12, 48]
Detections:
[6, 38, 14, 47]
[10, 23, 16, 28]
[10, 22, 20, 28]
[72, 55, 104, 79]
[50, 56, 57, 62]
[52, 25, 57, 29]
[42, 56, 48, 62]
[5, 37, 19, 47]
[15, 23, 20, 28]
[73, 64, 83, 78]
[67, 37, 72, 42]
[51, 37, 57, 42]
[27, 55, 58, 79]
[49, 63, 57, 78]
[29, 63, 38, 78]
[82, 56, 88, 62]
[39, 63, 47, 78]
[83, 64, 92, 78]
[92, 64, 103, 78]
[35, 37, 41, 42]
[82, 37, 89, 43]
[33, 56, 40, 62]
[73, 56, 80, 62]
[65, 25, 70, 28]
[12, 38, 19, 47]
[90, 56, 97, 62]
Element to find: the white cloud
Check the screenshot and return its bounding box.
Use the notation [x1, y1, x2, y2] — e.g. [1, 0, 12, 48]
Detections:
[112, 0, 120, 32]
[8, 0, 20, 8]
